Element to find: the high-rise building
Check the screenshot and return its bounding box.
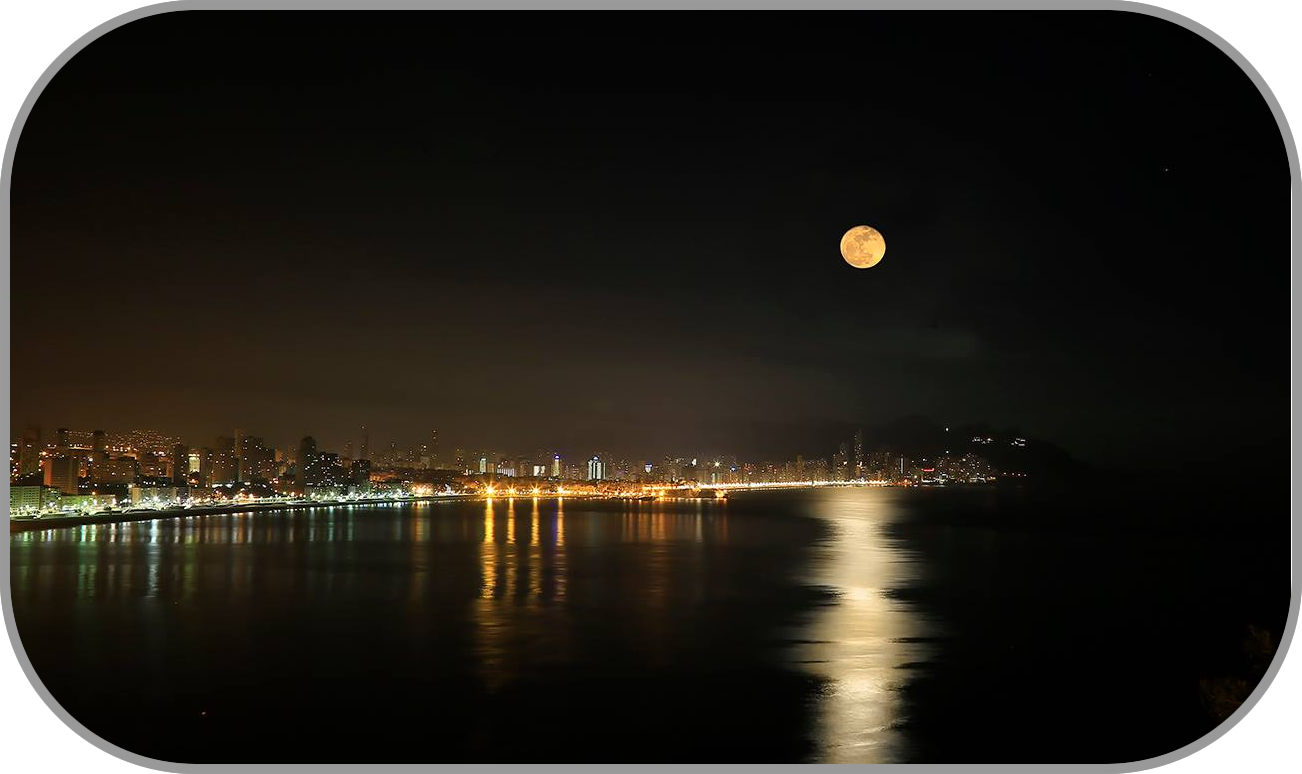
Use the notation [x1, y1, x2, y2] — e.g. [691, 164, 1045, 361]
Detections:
[171, 443, 189, 486]
[190, 443, 207, 484]
[359, 425, 369, 463]
[18, 425, 41, 477]
[233, 428, 246, 482]
[212, 436, 236, 483]
[10, 484, 62, 513]
[297, 436, 318, 490]
[551, 454, 561, 478]
[91, 456, 138, 485]
[853, 428, 864, 478]
[237, 435, 276, 482]
[833, 442, 851, 481]
[586, 456, 606, 481]
[209, 450, 236, 484]
[306, 452, 345, 487]
[43, 454, 79, 494]
[195, 447, 212, 487]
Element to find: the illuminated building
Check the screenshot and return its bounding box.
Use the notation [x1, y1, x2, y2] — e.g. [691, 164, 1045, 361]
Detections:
[307, 452, 347, 487]
[91, 456, 138, 485]
[129, 485, 181, 506]
[10, 484, 61, 513]
[857, 450, 891, 480]
[194, 447, 212, 487]
[43, 454, 79, 494]
[234, 428, 246, 482]
[10, 485, 40, 512]
[833, 442, 850, 481]
[934, 452, 998, 483]
[128, 429, 177, 454]
[586, 456, 606, 481]
[550, 454, 561, 478]
[209, 449, 236, 485]
[360, 425, 370, 463]
[138, 454, 170, 478]
[240, 435, 275, 482]
[350, 458, 372, 487]
[853, 428, 864, 478]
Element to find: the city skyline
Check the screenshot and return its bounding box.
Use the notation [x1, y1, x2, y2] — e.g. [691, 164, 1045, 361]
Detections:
[10, 411, 1013, 519]
[7, 411, 1056, 466]
[11, 416, 1027, 483]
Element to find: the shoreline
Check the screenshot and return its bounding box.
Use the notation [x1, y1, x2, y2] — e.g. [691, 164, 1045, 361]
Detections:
[7, 495, 477, 534]
[7, 491, 718, 534]
[9, 482, 965, 535]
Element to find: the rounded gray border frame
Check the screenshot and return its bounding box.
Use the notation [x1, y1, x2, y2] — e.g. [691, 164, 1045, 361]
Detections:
[1, 1, 1296, 771]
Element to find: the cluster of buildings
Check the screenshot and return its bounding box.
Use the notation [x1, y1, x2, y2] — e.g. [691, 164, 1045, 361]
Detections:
[440, 428, 999, 487]
[9, 424, 1008, 517]
[8, 425, 394, 516]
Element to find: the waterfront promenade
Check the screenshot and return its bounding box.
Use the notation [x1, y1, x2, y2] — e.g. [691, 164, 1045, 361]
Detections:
[7, 495, 472, 534]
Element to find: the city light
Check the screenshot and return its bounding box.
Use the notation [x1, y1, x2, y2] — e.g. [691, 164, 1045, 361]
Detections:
[10, 423, 1016, 525]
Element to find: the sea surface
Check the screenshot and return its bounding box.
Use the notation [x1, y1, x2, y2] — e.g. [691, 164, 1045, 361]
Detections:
[8, 488, 1289, 763]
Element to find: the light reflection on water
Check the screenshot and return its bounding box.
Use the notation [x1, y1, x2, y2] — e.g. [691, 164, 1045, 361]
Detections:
[11, 492, 929, 761]
[787, 488, 935, 763]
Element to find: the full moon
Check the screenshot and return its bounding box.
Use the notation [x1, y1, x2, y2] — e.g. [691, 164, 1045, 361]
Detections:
[840, 225, 886, 269]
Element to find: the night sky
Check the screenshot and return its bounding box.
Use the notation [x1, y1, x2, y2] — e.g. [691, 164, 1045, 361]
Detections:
[10, 13, 1288, 469]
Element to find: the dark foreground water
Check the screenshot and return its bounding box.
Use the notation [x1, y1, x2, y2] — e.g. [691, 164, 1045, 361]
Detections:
[8, 488, 1290, 763]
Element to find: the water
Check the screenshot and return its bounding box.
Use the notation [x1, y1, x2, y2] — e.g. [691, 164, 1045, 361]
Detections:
[8, 488, 1288, 763]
